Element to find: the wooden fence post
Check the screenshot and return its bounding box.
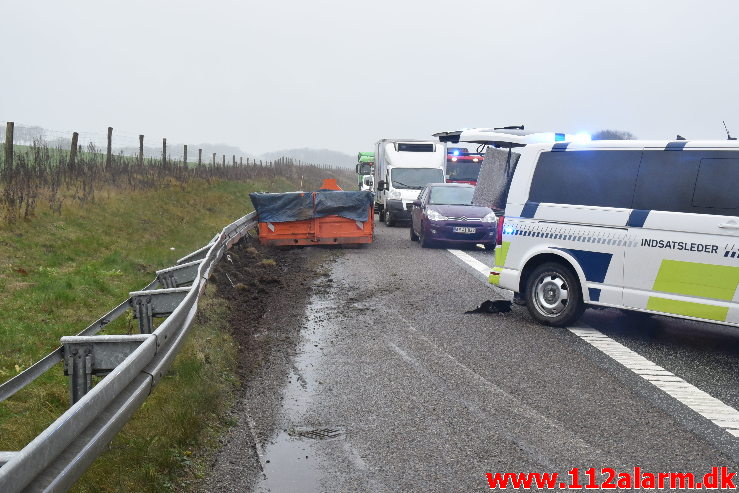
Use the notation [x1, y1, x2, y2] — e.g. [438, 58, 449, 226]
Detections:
[183, 145, 187, 164]
[232, 154, 236, 165]
[138, 135, 144, 164]
[198, 148, 202, 165]
[240, 156, 243, 165]
[70, 132, 79, 170]
[162, 138, 167, 164]
[3, 121, 13, 169]
[212, 153, 216, 165]
[106, 127, 112, 168]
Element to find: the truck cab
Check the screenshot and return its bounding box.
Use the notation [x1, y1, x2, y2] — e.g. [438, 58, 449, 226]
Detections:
[374, 140, 446, 227]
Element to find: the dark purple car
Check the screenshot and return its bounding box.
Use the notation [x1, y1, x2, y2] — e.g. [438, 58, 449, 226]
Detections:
[409, 183, 496, 249]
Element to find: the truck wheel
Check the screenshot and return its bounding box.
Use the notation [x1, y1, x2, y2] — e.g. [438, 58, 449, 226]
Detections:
[385, 211, 395, 227]
[379, 210, 386, 222]
[410, 225, 419, 241]
[525, 262, 584, 327]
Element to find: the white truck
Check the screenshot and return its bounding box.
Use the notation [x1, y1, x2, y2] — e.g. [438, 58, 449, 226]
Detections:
[374, 139, 446, 226]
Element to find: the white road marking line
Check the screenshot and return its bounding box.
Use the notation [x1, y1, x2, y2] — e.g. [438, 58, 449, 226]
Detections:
[570, 326, 739, 438]
[447, 247, 739, 439]
[447, 249, 491, 277]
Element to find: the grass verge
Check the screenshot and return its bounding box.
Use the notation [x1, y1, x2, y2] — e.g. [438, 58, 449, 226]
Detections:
[73, 285, 239, 492]
[0, 175, 325, 490]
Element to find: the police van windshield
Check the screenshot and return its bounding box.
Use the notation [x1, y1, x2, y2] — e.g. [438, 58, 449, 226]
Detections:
[390, 168, 444, 189]
[429, 186, 475, 205]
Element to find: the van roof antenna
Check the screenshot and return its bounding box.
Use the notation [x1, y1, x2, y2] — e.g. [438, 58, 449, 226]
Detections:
[723, 121, 737, 140]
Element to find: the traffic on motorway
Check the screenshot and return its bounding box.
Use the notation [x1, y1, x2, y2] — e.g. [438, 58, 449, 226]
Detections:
[357, 127, 739, 332]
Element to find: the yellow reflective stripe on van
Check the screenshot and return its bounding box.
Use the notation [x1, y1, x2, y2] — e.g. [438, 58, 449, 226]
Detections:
[646, 297, 729, 322]
[495, 241, 511, 268]
[652, 260, 739, 301]
[488, 273, 500, 284]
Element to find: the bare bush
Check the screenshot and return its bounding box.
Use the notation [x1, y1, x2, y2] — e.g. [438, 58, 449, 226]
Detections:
[0, 139, 353, 224]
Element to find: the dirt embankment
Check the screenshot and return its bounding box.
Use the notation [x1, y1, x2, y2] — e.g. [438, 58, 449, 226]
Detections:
[209, 239, 333, 380]
[197, 238, 337, 491]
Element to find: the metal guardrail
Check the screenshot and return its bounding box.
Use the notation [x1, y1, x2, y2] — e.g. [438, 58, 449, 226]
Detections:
[0, 211, 257, 492]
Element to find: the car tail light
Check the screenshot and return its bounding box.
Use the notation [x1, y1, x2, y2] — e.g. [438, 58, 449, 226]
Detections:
[496, 216, 504, 245]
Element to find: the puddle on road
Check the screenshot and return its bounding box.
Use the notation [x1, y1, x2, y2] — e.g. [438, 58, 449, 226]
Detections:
[254, 293, 338, 493]
[257, 432, 321, 492]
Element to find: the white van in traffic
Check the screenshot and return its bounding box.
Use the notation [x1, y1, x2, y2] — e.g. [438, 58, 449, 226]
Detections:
[491, 140, 739, 327]
[374, 139, 446, 226]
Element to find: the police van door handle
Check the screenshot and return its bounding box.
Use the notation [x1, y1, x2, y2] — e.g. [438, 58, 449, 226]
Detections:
[719, 220, 739, 229]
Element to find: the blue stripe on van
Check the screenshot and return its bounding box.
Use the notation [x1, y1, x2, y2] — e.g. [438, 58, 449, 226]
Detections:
[555, 248, 613, 283]
[627, 209, 650, 227]
[588, 288, 601, 302]
[665, 141, 687, 151]
[520, 201, 539, 218]
[552, 142, 570, 151]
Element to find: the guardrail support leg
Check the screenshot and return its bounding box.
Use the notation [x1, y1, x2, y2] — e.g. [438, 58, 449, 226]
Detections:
[62, 336, 152, 405]
[128, 288, 189, 335]
[67, 346, 92, 405]
[155, 260, 202, 289]
[132, 297, 154, 334]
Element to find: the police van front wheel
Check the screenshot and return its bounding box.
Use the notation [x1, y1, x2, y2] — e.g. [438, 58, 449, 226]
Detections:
[525, 262, 584, 327]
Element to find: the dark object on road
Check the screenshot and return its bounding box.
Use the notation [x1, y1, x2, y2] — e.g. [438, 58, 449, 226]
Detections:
[465, 299, 512, 314]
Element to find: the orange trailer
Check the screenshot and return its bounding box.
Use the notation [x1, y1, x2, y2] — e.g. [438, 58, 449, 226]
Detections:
[252, 180, 374, 246]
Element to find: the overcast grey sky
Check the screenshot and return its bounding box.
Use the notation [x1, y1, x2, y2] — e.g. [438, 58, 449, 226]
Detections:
[2, 0, 738, 155]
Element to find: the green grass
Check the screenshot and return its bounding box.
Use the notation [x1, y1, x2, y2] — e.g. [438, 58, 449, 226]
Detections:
[0, 175, 315, 491]
[73, 286, 239, 492]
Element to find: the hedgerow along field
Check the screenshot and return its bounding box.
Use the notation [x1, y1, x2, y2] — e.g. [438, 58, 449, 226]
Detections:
[0, 135, 354, 492]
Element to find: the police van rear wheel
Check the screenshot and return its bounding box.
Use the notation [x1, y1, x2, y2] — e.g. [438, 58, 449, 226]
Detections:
[525, 262, 584, 327]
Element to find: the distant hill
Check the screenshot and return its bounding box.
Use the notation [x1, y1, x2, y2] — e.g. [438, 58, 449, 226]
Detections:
[260, 148, 354, 168]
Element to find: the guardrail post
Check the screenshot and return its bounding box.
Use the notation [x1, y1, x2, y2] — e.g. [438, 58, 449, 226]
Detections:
[128, 288, 189, 334]
[68, 345, 92, 404]
[62, 335, 153, 405]
[155, 260, 202, 288]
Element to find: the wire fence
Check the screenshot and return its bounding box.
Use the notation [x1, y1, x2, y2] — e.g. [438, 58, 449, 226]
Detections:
[0, 121, 353, 224]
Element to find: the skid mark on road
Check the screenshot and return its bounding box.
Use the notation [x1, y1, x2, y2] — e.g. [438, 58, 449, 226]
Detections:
[447, 244, 739, 441]
[571, 326, 739, 438]
[384, 310, 606, 468]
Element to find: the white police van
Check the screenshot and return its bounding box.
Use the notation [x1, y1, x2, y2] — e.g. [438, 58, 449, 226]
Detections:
[491, 139, 739, 327]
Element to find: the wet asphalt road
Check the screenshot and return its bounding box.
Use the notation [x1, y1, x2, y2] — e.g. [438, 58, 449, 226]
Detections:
[231, 219, 739, 492]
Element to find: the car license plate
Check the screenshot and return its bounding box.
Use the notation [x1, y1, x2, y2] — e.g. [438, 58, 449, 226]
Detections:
[453, 226, 476, 234]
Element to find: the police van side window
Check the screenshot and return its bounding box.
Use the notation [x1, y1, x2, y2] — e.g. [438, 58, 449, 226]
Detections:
[528, 151, 641, 208]
[692, 158, 739, 211]
[633, 151, 739, 214]
[632, 151, 699, 213]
